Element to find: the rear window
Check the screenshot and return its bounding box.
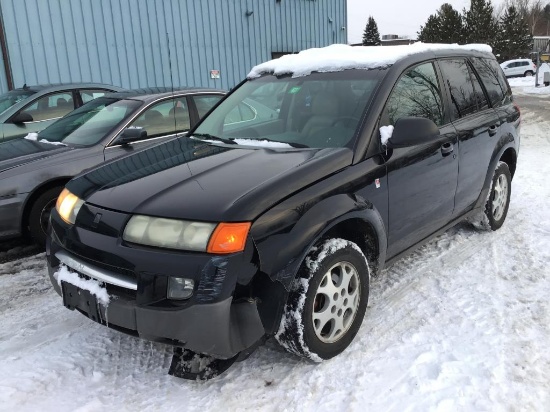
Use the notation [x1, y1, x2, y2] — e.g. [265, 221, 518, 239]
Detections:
[471, 58, 507, 108]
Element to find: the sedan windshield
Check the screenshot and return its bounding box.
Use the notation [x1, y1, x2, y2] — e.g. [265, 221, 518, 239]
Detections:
[38, 97, 142, 146]
[0, 89, 36, 114]
[193, 70, 383, 149]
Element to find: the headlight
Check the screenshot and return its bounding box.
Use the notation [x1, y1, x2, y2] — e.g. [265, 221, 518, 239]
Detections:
[123, 215, 216, 251]
[123, 216, 251, 253]
[55, 188, 84, 224]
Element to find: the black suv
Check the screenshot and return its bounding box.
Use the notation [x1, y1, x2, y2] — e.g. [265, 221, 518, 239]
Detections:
[46, 45, 519, 379]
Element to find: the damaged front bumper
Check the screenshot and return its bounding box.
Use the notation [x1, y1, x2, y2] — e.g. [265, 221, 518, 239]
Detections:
[46, 204, 265, 359]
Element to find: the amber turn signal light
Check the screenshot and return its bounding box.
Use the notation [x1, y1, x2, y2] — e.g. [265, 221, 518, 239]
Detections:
[207, 222, 251, 254]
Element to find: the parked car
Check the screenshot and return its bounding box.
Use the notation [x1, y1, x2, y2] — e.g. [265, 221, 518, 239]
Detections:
[500, 58, 537, 77]
[0, 83, 125, 143]
[0, 87, 225, 246]
[46, 44, 519, 379]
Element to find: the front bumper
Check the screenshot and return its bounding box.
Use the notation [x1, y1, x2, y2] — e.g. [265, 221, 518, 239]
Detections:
[46, 203, 264, 359]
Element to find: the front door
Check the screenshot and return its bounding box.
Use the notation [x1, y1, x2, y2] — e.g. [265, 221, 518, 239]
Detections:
[381, 61, 459, 258]
[3, 91, 76, 142]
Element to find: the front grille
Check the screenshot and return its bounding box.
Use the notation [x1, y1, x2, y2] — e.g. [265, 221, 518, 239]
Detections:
[105, 283, 137, 300]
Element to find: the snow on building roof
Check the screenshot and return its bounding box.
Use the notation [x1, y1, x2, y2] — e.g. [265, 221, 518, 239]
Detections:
[248, 43, 493, 79]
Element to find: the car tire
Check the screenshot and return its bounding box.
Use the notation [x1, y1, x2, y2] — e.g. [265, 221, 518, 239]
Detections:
[469, 161, 512, 231]
[28, 187, 63, 248]
[524, 70, 534, 77]
[275, 238, 370, 362]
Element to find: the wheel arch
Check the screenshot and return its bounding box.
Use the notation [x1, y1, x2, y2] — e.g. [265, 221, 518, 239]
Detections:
[21, 178, 72, 235]
[499, 147, 517, 179]
[252, 194, 388, 291]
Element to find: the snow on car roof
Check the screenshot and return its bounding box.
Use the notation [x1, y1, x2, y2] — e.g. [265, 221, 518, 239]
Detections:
[248, 43, 493, 79]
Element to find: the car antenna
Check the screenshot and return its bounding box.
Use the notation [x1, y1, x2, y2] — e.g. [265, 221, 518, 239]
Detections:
[23, 83, 28, 90]
[166, 31, 176, 133]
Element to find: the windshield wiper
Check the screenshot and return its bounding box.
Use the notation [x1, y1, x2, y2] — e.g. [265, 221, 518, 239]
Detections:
[191, 133, 237, 145]
[239, 137, 309, 148]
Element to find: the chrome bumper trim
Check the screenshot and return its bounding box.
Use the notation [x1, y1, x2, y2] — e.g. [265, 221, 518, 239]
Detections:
[55, 250, 137, 290]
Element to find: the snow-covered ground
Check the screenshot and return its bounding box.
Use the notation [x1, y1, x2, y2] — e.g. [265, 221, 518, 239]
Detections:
[1, 102, 549, 411]
[508, 63, 550, 95]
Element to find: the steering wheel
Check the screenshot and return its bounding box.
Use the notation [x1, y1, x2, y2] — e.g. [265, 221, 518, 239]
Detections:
[331, 116, 361, 128]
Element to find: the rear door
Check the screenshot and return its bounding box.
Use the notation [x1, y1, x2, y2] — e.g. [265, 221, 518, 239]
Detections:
[438, 58, 502, 217]
[382, 61, 459, 257]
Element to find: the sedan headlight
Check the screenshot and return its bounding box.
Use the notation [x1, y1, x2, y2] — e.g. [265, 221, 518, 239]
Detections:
[123, 215, 216, 251]
[56, 188, 84, 224]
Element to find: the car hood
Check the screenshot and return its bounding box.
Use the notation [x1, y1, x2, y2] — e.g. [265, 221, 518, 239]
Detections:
[0, 138, 73, 173]
[68, 138, 353, 222]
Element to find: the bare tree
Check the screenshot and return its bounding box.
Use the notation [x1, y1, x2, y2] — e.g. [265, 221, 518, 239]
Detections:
[501, 0, 547, 34]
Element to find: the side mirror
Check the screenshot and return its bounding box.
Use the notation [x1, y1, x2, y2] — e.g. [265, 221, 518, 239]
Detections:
[117, 127, 147, 145]
[11, 111, 33, 124]
[387, 117, 440, 148]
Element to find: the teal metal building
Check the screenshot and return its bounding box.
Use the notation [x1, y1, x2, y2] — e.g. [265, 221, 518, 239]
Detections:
[0, 0, 347, 93]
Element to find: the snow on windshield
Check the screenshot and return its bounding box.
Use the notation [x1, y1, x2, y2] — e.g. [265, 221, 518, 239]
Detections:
[248, 43, 492, 78]
[233, 139, 292, 148]
[24, 132, 67, 146]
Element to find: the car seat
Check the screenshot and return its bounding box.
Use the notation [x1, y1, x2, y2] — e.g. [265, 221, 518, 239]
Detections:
[301, 92, 339, 138]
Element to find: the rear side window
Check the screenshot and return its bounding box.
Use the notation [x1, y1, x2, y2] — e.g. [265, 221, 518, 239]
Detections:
[470, 67, 489, 111]
[385, 62, 444, 126]
[471, 58, 506, 107]
[439, 59, 479, 119]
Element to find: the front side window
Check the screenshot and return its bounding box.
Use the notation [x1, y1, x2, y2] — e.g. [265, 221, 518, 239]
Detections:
[20, 92, 74, 122]
[37, 97, 142, 146]
[385, 62, 444, 126]
[193, 70, 382, 149]
[0, 89, 35, 115]
[439, 59, 479, 120]
[129, 98, 190, 139]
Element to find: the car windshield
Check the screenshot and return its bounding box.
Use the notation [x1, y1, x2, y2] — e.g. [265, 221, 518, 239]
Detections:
[0, 89, 36, 114]
[38, 97, 142, 146]
[193, 70, 383, 149]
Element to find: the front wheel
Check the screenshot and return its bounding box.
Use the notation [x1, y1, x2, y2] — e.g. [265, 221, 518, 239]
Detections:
[28, 187, 63, 247]
[275, 238, 370, 361]
[469, 162, 512, 231]
[524, 70, 534, 77]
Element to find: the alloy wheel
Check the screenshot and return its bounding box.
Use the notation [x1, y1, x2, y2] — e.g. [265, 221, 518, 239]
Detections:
[492, 174, 509, 221]
[312, 261, 360, 343]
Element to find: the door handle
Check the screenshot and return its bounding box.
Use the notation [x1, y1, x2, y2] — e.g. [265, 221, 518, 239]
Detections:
[488, 124, 498, 136]
[441, 142, 454, 156]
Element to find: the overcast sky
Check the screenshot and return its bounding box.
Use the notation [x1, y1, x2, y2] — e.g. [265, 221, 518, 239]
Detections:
[347, 0, 506, 43]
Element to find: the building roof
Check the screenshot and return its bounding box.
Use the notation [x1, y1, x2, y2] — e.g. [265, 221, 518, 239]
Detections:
[248, 43, 493, 79]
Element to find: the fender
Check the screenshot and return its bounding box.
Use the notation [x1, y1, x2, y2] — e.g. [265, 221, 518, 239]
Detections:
[474, 131, 517, 210]
[251, 193, 387, 290]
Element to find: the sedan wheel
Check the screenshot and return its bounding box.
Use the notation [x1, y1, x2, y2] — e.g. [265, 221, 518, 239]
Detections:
[28, 186, 63, 248]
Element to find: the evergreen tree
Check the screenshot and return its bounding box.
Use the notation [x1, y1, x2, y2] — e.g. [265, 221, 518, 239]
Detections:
[463, 0, 499, 46]
[418, 14, 441, 43]
[418, 4, 463, 44]
[362, 16, 381, 46]
[437, 4, 464, 44]
[494, 6, 533, 61]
